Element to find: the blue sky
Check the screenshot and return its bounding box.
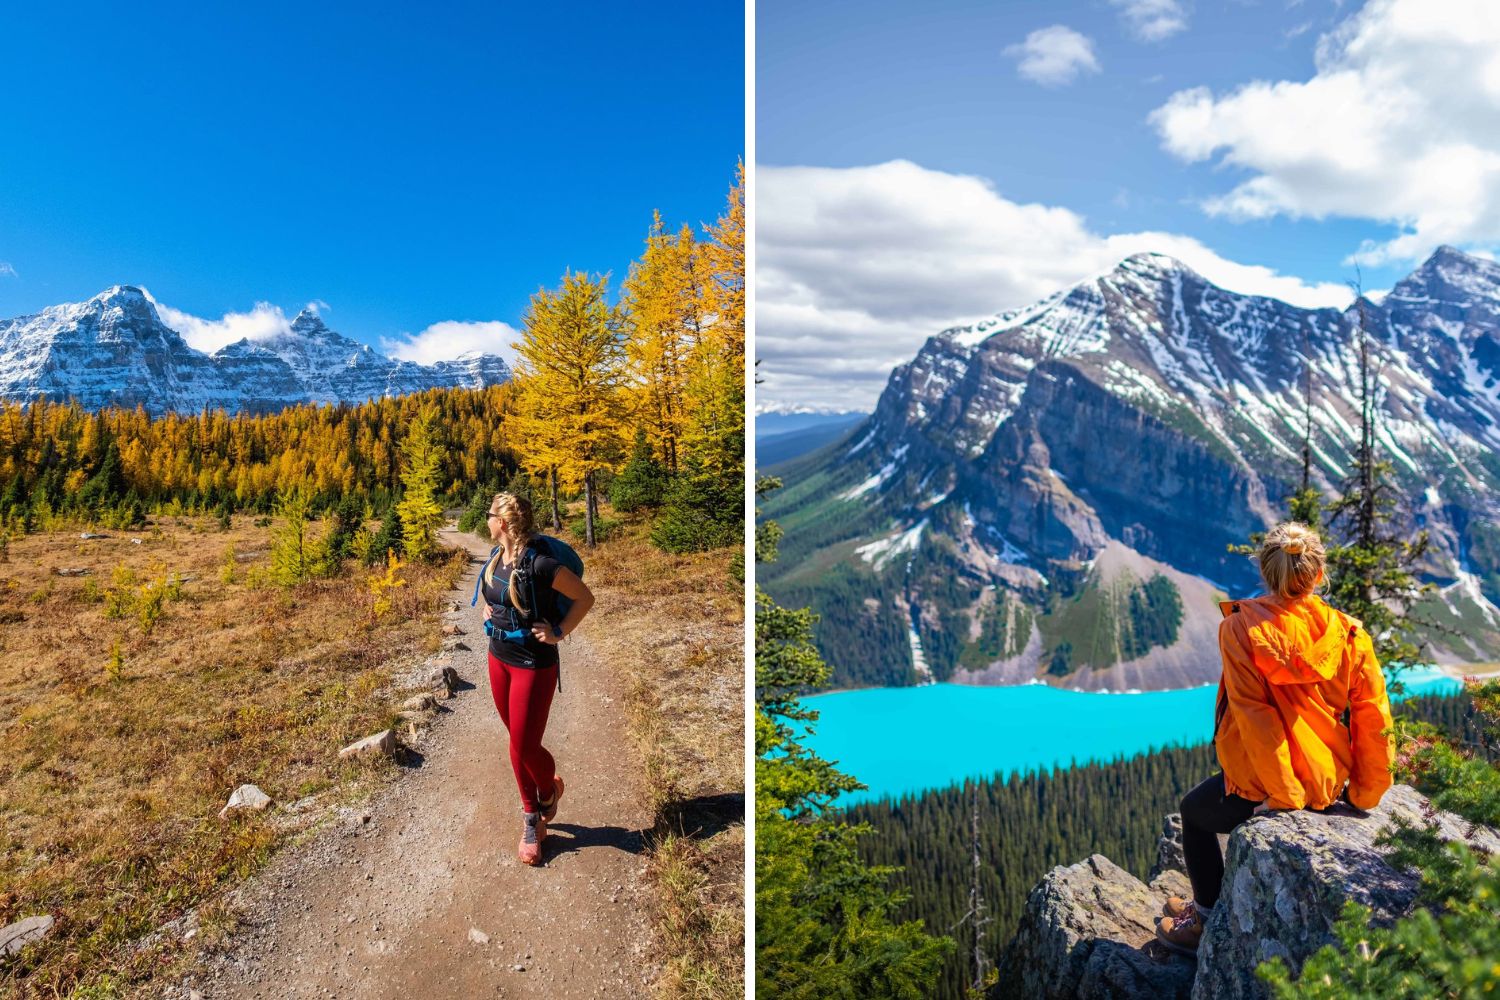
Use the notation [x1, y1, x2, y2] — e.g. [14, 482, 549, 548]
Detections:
[756, 0, 1500, 410]
[0, 1, 743, 362]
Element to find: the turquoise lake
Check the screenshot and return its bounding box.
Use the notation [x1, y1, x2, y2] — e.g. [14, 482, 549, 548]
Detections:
[801, 666, 1462, 807]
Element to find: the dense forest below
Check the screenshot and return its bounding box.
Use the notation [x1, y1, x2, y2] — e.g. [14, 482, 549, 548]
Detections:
[846, 690, 1477, 999]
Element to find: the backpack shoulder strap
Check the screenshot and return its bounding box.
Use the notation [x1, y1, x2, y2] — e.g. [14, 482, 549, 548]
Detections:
[470, 545, 502, 607]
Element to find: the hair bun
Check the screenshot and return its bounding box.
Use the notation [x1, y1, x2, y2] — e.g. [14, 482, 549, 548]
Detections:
[1284, 541, 1305, 555]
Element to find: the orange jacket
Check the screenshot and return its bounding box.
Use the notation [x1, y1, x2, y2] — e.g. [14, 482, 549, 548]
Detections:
[1213, 594, 1394, 811]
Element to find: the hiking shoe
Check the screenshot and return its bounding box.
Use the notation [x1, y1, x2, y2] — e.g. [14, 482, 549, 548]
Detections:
[540, 776, 565, 823]
[1155, 911, 1204, 957]
[1162, 895, 1195, 919]
[518, 811, 543, 866]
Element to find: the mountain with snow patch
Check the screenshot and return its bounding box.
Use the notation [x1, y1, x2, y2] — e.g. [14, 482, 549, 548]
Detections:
[0, 286, 511, 415]
[761, 247, 1500, 691]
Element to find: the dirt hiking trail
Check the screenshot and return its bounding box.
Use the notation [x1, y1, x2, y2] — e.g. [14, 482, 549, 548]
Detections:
[183, 526, 654, 999]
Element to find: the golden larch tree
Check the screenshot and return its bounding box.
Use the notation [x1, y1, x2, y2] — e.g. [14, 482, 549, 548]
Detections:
[510, 270, 630, 545]
[622, 212, 706, 473]
[684, 164, 746, 480]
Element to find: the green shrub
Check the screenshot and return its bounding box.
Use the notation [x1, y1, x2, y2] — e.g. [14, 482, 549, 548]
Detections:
[650, 463, 741, 554]
[610, 429, 669, 512]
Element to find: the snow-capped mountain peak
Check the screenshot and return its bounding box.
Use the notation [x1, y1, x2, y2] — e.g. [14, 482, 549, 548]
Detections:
[0, 289, 510, 415]
[765, 245, 1500, 692]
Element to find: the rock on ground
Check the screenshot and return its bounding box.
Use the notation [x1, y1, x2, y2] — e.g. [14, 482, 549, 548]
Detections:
[993, 854, 1196, 1000]
[338, 729, 396, 760]
[220, 784, 273, 820]
[1, 915, 55, 959]
[1193, 783, 1500, 1000]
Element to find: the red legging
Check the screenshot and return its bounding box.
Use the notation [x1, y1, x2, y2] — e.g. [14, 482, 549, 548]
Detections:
[487, 650, 558, 813]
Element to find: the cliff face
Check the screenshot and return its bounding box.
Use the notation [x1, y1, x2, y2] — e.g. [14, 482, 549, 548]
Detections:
[762, 247, 1500, 689]
[995, 784, 1500, 1000]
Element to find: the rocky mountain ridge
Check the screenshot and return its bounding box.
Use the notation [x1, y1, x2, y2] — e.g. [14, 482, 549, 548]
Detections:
[762, 247, 1500, 690]
[0, 286, 511, 415]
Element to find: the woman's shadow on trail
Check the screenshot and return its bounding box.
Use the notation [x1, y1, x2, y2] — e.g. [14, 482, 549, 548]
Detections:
[542, 792, 745, 862]
[544, 823, 647, 859]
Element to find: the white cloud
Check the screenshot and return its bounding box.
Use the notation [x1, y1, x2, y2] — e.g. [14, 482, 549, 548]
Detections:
[1005, 26, 1101, 87]
[1110, 0, 1189, 41]
[758, 160, 1350, 411]
[1150, 0, 1500, 265]
[382, 320, 520, 366]
[0, 263, 16, 278]
[148, 294, 294, 354]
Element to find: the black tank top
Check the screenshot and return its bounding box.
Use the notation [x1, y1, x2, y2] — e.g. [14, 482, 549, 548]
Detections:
[480, 547, 562, 669]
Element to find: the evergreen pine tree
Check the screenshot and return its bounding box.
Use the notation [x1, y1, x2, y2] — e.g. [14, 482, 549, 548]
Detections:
[366, 502, 404, 567]
[325, 493, 364, 561]
[651, 456, 741, 553]
[1323, 291, 1432, 676]
[459, 482, 500, 537]
[756, 474, 952, 996]
[77, 441, 127, 512]
[610, 428, 670, 512]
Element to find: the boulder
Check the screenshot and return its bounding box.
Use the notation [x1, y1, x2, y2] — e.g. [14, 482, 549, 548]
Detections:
[1, 915, 54, 960]
[1192, 784, 1500, 1000]
[339, 730, 397, 760]
[994, 854, 1196, 1000]
[997, 784, 1500, 1000]
[218, 783, 273, 819]
[401, 693, 437, 712]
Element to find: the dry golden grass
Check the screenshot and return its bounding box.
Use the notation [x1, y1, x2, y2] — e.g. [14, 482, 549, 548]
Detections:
[579, 513, 745, 999]
[0, 516, 467, 999]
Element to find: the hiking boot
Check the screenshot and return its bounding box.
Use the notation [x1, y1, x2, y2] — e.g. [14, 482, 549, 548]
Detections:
[518, 811, 543, 866]
[1162, 895, 1195, 919]
[540, 776, 565, 823]
[1155, 909, 1204, 957]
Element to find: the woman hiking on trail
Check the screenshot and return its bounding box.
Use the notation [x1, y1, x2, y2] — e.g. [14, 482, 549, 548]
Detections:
[479, 492, 595, 865]
[1155, 521, 1395, 955]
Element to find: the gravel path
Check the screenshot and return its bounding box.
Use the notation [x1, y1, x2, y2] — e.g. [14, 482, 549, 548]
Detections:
[177, 527, 653, 999]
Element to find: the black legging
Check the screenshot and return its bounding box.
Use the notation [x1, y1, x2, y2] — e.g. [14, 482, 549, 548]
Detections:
[1180, 773, 1259, 908]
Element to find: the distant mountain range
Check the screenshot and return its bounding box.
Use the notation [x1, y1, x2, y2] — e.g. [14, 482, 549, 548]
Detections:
[761, 246, 1500, 691]
[758, 411, 868, 466]
[756, 410, 869, 437]
[0, 286, 511, 415]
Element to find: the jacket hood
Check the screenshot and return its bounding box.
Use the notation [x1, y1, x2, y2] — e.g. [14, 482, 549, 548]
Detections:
[1224, 595, 1347, 685]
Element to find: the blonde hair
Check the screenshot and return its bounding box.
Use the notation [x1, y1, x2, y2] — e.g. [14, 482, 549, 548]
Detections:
[483, 492, 537, 599]
[1259, 521, 1326, 600]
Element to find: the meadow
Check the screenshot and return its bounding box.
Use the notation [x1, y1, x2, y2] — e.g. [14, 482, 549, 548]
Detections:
[0, 514, 467, 997]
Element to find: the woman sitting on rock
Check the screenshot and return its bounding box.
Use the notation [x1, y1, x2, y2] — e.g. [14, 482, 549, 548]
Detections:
[1156, 521, 1394, 955]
